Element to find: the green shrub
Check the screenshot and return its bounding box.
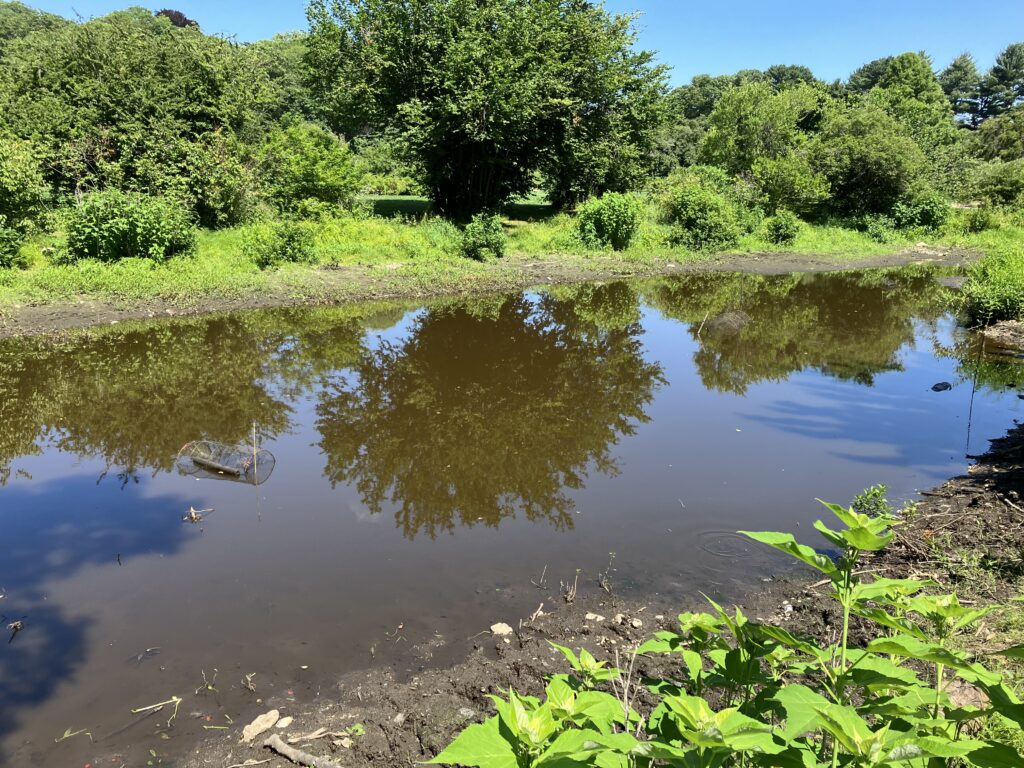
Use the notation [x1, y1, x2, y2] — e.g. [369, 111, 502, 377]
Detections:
[961, 205, 999, 234]
[434, 496, 1024, 768]
[752, 154, 829, 215]
[661, 180, 741, 251]
[892, 188, 950, 230]
[974, 159, 1024, 207]
[0, 134, 49, 234]
[65, 190, 197, 262]
[186, 133, 260, 229]
[858, 213, 897, 243]
[460, 213, 506, 260]
[575, 193, 644, 251]
[258, 120, 363, 213]
[360, 173, 425, 196]
[242, 219, 317, 269]
[762, 209, 801, 245]
[0, 216, 27, 269]
[962, 248, 1024, 323]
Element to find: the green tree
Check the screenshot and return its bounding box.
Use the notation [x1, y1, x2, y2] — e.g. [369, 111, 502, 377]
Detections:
[0, 9, 274, 202]
[939, 52, 982, 126]
[868, 52, 958, 153]
[0, 0, 69, 58]
[305, 0, 665, 216]
[699, 83, 828, 175]
[984, 42, 1024, 117]
[806, 102, 928, 217]
[974, 105, 1024, 160]
[846, 56, 893, 93]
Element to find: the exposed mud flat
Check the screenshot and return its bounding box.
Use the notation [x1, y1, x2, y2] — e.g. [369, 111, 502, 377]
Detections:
[176, 422, 1024, 768]
[0, 246, 971, 338]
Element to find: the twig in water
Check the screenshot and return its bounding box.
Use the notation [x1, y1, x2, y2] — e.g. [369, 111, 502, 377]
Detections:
[598, 552, 616, 596]
[531, 565, 548, 589]
[240, 672, 257, 693]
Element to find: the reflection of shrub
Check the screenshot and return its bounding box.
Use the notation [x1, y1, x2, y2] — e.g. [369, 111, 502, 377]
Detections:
[460, 213, 505, 260]
[892, 188, 949, 230]
[0, 216, 27, 269]
[662, 181, 740, 251]
[65, 190, 197, 262]
[242, 219, 317, 269]
[576, 193, 644, 251]
[763, 209, 800, 245]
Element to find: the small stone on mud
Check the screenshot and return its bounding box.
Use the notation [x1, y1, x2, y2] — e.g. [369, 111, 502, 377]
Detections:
[458, 707, 476, 719]
[613, 614, 626, 625]
[241, 709, 279, 743]
[393, 712, 407, 725]
[276, 716, 293, 729]
[490, 622, 513, 636]
[585, 613, 605, 622]
[630, 618, 643, 629]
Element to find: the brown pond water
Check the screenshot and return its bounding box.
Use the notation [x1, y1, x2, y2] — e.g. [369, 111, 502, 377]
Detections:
[1, 268, 1022, 767]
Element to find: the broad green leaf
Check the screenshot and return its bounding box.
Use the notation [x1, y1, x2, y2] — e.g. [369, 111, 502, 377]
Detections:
[739, 531, 837, 575]
[867, 635, 973, 671]
[993, 644, 1024, 659]
[851, 577, 930, 602]
[428, 716, 517, 768]
[963, 741, 1024, 768]
[852, 606, 927, 640]
[884, 735, 986, 762]
[774, 684, 829, 739]
[545, 676, 576, 714]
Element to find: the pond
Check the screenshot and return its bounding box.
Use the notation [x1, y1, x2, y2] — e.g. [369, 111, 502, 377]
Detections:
[1, 267, 1021, 765]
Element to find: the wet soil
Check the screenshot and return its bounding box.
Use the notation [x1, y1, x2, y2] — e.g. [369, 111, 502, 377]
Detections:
[0, 246, 971, 339]
[174, 422, 1024, 768]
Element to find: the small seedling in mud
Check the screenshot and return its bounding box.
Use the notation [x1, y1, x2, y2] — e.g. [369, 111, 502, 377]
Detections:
[183, 506, 214, 524]
[560, 570, 580, 603]
[195, 668, 219, 695]
[132, 696, 182, 728]
[54, 727, 92, 744]
[240, 672, 257, 693]
[598, 552, 616, 595]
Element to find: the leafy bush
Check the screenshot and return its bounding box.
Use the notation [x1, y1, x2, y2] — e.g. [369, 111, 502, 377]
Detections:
[961, 205, 999, 234]
[762, 209, 800, 245]
[460, 213, 506, 260]
[241, 219, 317, 269]
[0, 216, 27, 269]
[360, 173, 425, 196]
[434, 496, 1024, 768]
[892, 188, 950, 230]
[575, 193, 644, 251]
[65, 190, 197, 262]
[752, 154, 829, 215]
[973, 160, 1024, 207]
[858, 213, 897, 243]
[661, 178, 741, 251]
[962, 248, 1024, 323]
[186, 133, 260, 229]
[258, 120, 363, 213]
[0, 134, 49, 234]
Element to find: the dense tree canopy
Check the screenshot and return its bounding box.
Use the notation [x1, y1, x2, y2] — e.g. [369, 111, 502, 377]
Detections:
[306, 0, 666, 215]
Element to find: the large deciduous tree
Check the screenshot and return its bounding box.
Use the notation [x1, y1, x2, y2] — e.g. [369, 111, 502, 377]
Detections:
[305, 0, 666, 216]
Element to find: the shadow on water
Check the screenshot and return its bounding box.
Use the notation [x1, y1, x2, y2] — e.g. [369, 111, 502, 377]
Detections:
[0, 477, 191, 747]
[316, 283, 665, 539]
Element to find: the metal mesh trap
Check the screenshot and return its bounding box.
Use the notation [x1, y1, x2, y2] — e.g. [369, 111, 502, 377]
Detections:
[176, 440, 275, 485]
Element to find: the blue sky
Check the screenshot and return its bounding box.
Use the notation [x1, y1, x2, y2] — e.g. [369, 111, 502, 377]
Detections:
[23, 0, 1024, 85]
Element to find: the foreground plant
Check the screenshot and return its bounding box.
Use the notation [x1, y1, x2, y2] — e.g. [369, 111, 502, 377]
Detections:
[431, 496, 1024, 767]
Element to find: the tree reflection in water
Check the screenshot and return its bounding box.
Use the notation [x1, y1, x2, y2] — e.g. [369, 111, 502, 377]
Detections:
[316, 284, 665, 539]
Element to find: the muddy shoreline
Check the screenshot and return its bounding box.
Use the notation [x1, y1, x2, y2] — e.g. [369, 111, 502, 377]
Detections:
[0, 246, 969, 339]
[171, 420, 1024, 768]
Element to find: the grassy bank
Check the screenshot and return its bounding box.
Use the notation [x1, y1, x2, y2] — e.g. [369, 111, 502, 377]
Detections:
[1, 196, 1016, 312]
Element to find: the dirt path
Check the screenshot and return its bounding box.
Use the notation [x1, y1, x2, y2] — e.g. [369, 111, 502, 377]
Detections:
[169, 418, 1023, 768]
[0, 246, 970, 338]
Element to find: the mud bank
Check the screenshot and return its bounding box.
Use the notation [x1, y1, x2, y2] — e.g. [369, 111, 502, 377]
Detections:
[0, 246, 969, 338]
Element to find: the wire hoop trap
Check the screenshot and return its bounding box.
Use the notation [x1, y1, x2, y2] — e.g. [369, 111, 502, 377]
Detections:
[176, 440, 276, 485]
